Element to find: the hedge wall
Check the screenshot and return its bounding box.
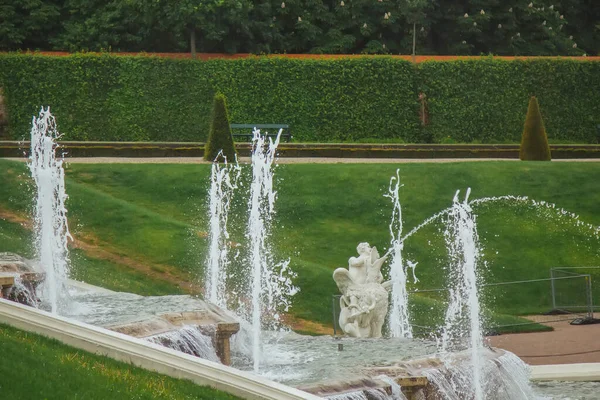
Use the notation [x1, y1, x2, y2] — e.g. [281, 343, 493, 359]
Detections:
[0, 54, 598, 143]
[418, 59, 600, 143]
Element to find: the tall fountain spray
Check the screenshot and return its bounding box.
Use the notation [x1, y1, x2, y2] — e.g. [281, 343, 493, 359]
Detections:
[385, 169, 417, 338]
[246, 129, 297, 372]
[205, 152, 240, 309]
[440, 188, 485, 400]
[28, 107, 72, 314]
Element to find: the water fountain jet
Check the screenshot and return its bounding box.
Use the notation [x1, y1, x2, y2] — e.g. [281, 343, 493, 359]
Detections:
[28, 107, 72, 314]
[246, 129, 297, 372]
[440, 188, 485, 400]
[385, 169, 417, 338]
[205, 152, 241, 309]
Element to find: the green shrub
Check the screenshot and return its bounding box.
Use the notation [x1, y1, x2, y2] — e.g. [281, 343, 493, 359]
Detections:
[519, 96, 551, 161]
[204, 93, 236, 162]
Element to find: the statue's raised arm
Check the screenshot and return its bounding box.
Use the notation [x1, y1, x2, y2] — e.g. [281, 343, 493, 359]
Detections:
[366, 246, 387, 284]
[370, 246, 380, 264]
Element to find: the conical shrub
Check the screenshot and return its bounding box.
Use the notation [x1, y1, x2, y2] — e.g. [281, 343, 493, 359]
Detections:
[519, 96, 551, 161]
[204, 93, 237, 162]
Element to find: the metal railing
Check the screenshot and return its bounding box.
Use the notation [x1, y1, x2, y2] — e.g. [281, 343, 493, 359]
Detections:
[331, 267, 599, 336]
[550, 267, 600, 319]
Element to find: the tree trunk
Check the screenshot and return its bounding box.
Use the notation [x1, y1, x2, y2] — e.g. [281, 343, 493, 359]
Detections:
[0, 87, 7, 139]
[412, 22, 417, 63]
[190, 28, 197, 59]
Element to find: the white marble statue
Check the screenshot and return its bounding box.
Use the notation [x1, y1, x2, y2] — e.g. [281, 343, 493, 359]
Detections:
[333, 243, 392, 338]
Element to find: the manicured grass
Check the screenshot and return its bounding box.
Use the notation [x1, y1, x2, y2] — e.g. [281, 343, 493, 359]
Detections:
[0, 213, 184, 296]
[0, 323, 241, 400]
[0, 159, 598, 335]
[0, 218, 32, 256]
[69, 249, 186, 296]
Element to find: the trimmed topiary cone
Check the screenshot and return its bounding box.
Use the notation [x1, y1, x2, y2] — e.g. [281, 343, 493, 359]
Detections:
[519, 96, 551, 161]
[204, 93, 237, 162]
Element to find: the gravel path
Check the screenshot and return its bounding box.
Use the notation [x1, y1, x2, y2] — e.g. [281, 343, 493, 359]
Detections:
[488, 315, 600, 365]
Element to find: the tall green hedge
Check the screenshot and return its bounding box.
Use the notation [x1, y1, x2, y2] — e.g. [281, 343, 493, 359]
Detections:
[418, 58, 600, 144]
[0, 54, 598, 143]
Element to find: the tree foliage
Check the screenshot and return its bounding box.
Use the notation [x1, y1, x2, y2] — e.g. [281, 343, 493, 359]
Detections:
[51, 0, 144, 51]
[0, 0, 597, 55]
[129, 0, 253, 55]
[0, 0, 61, 50]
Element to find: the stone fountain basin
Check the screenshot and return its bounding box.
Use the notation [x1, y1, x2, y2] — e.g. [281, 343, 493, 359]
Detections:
[299, 347, 514, 399]
[0, 252, 44, 304]
[107, 310, 239, 365]
[0, 253, 240, 366]
[296, 352, 438, 398]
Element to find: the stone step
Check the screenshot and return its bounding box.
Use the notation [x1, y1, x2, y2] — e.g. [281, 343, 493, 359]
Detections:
[298, 375, 429, 399]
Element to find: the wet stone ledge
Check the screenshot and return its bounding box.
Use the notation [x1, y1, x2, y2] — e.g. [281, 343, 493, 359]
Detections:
[1, 141, 599, 159]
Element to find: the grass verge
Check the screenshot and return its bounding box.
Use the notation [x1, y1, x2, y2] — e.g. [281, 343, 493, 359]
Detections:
[0, 323, 241, 400]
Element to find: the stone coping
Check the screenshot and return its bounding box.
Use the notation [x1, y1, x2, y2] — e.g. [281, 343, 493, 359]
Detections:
[1, 141, 599, 159]
[2, 140, 599, 149]
[530, 363, 600, 382]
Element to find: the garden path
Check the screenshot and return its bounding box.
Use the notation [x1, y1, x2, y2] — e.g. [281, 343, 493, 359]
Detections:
[488, 315, 600, 365]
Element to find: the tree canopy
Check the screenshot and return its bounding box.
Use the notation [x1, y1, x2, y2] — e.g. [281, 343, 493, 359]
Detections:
[0, 0, 597, 55]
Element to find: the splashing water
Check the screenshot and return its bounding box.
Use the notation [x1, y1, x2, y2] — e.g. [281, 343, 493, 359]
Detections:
[376, 375, 407, 400]
[422, 349, 538, 399]
[471, 195, 600, 238]
[29, 107, 72, 314]
[401, 207, 453, 243]
[385, 169, 417, 338]
[145, 325, 220, 363]
[10, 276, 40, 307]
[326, 388, 392, 400]
[205, 152, 241, 308]
[246, 129, 298, 372]
[492, 351, 539, 399]
[440, 188, 484, 400]
[401, 195, 600, 244]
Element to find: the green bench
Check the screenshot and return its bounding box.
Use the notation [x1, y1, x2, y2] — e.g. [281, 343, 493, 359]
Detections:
[230, 124, 292, 142]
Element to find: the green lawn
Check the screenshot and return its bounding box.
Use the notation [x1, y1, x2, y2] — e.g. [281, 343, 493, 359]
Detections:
[0, 217, 185, 296]
[0, 323, 241, 400]
[0, 159, 598, 334]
